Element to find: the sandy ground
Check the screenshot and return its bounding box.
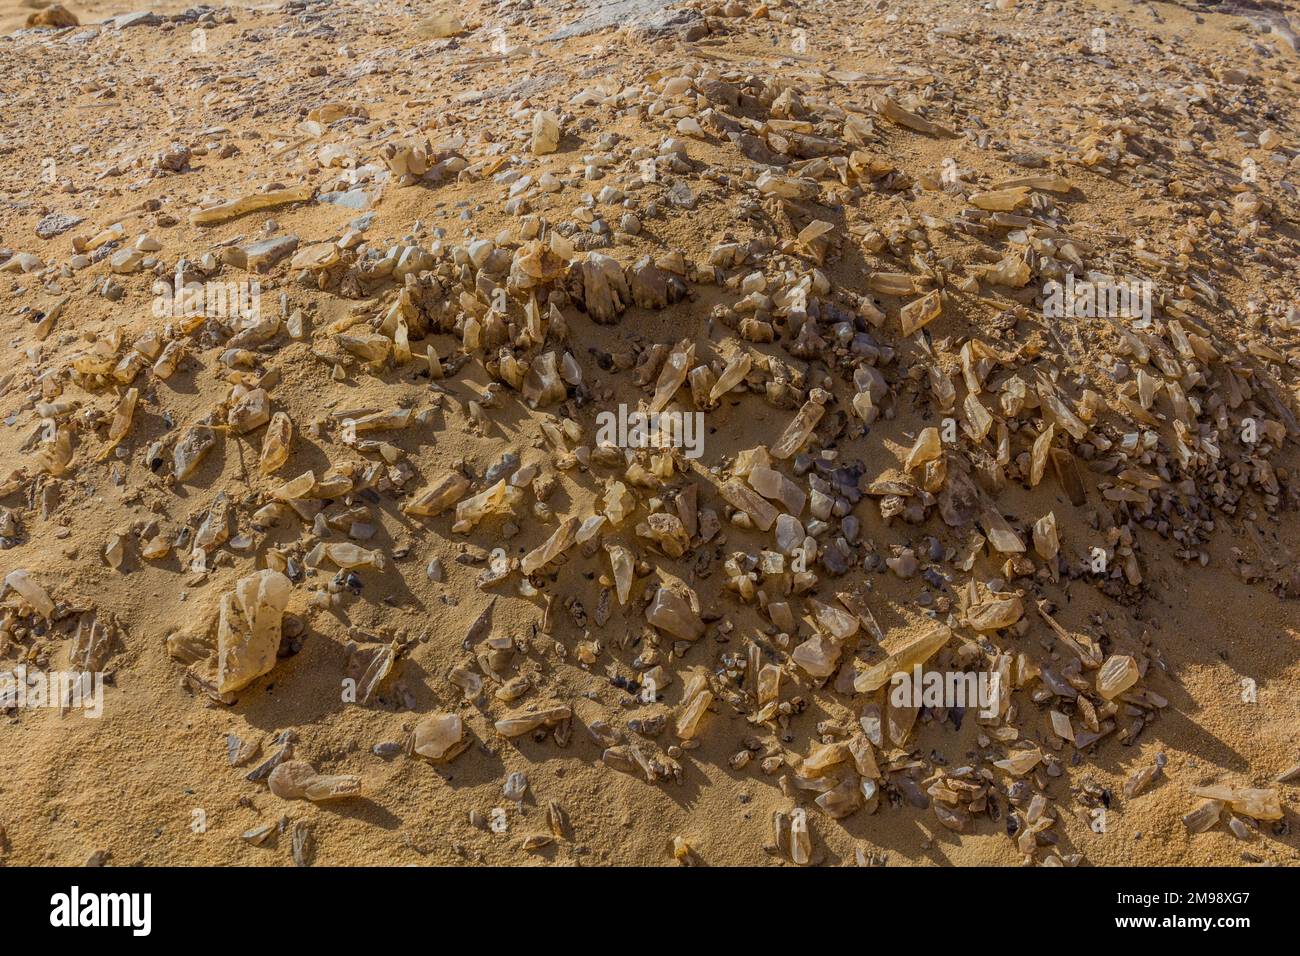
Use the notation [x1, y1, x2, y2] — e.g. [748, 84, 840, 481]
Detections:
[0, 0, 1297, 866]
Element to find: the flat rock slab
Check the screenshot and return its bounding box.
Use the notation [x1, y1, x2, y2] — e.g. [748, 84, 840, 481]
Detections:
[243, 235, 299, 272]
[111, 12, 160, 29]
[545, 0, 701, 42]
[319, 188, 375, 211]
[36, 213, 83, 240]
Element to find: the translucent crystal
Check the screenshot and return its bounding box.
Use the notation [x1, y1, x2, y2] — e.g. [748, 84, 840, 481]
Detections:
[152, 340, 184, 379]
[576, 514, 607, 544]
[969, 186, 1030, 211]
[675, 669, 713, 740]
[1033, 511, 1059, 561]
[603, 480, 635, 525]
[899, 289, 942, 336]
[268, 760, 361, 801]
[404, 472, 470, 517]
[38, 426, 73, 476]
[769, 399, 825, 460]
[4, 569, 53, 617]
[792, 634, 841, 678]
[649, 341, 693, 414]
[413, 713, 467, 762]
[321, 542, 386, 571]
[789, 810, 811, 865]
[339, 332, 391, 364]
[708, 352, 751, 405]
[719, 479, 778, 531]
[493, 701, 571, 738]
[216, 569, 292, 694]
[522, 351, 566, 408]
[194, 493, 231, 552]
[606, 544, 633, 605]
[521, 516, 579, 574]
[104, 387, 138, 451]
[452, 479, 522, 533]
[904, 426, 942, 471]
[1182, 800, 1223, 833]
[645, 586, 704, 641]
[815, 777, 862, 819]
[274, 470, 317, 501]
[748, 465, 806, 514]
[1096, 654, 1139, 700]
[774, 513, 805, 554]
[854, 625, 953, 693]
[259, 412, 293, 475]
[809, 599, 859, 641]
[966, 591, 1024, 631]
[675, 687, 713, 740]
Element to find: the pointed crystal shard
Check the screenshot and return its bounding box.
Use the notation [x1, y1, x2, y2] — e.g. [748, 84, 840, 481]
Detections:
[770, 399, 825, 460]
[748, 465, 806, 514]
[522, 516, 580, 574]
[259, 411, 293, 475]
[4, 569, 53, 618]
[103, 387, 138, 453]
[720, 479, 778, 531]
[708, 352, 751, 404]
[453, 479, 521, 533]
[675, 681, 713, 741]
[904, 427, 942, 471]
[404, 472, 471, 517]
[649, 341, 693, 413]
[789, 810, 811, 865]
[603, 480, 635, 525]
[596, 545, 631, 608]
[980, 503, 1025, 553]
[1033, 512, 1059, 561]
[854, 625, 953, 693]
[1182, 800, 1224, 833]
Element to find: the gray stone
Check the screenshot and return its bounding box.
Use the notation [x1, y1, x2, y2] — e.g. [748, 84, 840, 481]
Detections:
[319, 188, 374, 211]
[545, 0, 700, 42]
[35, 213, 83, 240]
[666, 181, 697, 209]
[242, 235, 299, 272]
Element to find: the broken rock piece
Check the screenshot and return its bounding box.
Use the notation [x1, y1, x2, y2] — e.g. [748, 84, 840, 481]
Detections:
[215, 570, 292, 695]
